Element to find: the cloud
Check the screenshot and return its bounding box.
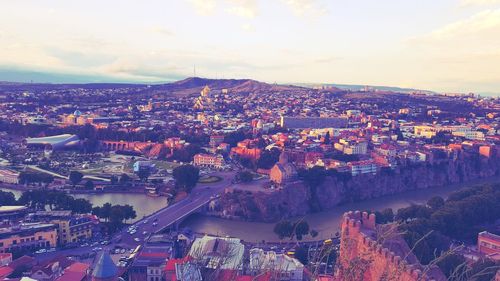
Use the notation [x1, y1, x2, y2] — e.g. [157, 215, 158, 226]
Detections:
[225, 0, 258, 18]
[241, 23, 255, 32]
[149, 26, 175, 37]
[187, 0, 217, 15]
[187, 0, 258, 18]
[460, 0, 500, 6]
[404, 8, 500, 92]
[280, 0, 327, 18]
[414, 9, 500, 41]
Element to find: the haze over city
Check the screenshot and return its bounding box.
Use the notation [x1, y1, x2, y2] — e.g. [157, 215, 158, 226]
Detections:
[1, 0, 500, 95]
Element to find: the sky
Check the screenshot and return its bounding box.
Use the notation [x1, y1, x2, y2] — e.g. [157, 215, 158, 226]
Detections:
[1, 0, 500, 94]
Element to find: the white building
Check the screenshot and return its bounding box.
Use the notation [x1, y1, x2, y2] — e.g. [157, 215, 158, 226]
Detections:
[0, 169, 19, 184]
[348, 160, 378, 176]
[188, 235, 244, 271]
[249, 248, 304, 281]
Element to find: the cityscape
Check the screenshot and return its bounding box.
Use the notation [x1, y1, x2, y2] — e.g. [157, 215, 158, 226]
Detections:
[1, 1, 500, 281]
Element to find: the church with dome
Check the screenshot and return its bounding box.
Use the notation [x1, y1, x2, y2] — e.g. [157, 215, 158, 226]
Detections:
[269, 150, 297, 186]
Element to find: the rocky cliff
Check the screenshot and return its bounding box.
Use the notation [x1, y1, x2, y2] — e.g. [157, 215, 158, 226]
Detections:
[215, 152, 500, 222]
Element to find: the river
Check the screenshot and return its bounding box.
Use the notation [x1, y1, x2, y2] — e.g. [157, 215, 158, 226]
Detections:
[0, 188, 169, 221]
[2, 176, 499, 242]
[179, 176, 500, 242]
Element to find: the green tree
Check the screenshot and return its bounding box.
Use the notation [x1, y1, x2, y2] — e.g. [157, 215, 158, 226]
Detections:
[300, 166, 326, 188]
[85, 180, 94, 190]
[427, 196, 445, 210]
[236, 170, 253, 183]
[0, 190, 17, 205]
[396, 204, 432, 221]
[69, 171, 84, 187]
[324, 131, 331, 144]
[437, 254, 467, 279]
[294, 220, 310, 240]
[137, 169, 151, 182]
[256, 148, 281, 169]
[119, 173, 131, 184]
[273, 220, 294, 240]
[173, 165, 200, 192]
[375, 208, 394, 224]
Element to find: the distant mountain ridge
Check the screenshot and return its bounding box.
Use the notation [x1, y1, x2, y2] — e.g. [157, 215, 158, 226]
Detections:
[0, 77, 312, 96]
[147, 77, 309, 96]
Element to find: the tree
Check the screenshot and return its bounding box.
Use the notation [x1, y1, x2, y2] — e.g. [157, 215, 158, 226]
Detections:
[396, 204, 432, 221]
[236, 170, 253, 183]
[375, 208, 394, 224]
[295, 220, 310, 240]
[437, 254, 467, 278]
[0, 190, 17, 205]
[310, 229, 319, 238]
[256, 148, 281, 169]
[71, 198, 92, 213]
[69, 171, 84, 187]
[18, 172, 54, 186]
[300, 166, 326, 188]
[110, 175, 118, 184]
[84, 180, 94, 190]
[137, 169, 150, 182]
[119, 173, 131, 184]
[173, 165, 200, 192]
[427, 196, 445, 210]
[273, 220, 294, 240]
[324, 131, 331, 144]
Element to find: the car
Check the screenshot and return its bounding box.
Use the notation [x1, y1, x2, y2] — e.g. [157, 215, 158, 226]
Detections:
[130, 230, 136, 235]
[143, 220, 148, 224]
[47, 248, 56, 252]
[92, 247, 103, 252]
[81, 243, 89, 247]
[35, 249, 47, 254]
[120, 249, 126, 254]
[152, 222, 158, 226]
[91, 242, 99, 247]
[142, 231, 148, 235]
[134, 238, 141, 242]
[114, 249, 121, 254]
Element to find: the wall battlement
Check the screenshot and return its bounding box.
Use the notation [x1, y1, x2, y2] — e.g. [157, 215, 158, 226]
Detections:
[339, 210, 445, 281]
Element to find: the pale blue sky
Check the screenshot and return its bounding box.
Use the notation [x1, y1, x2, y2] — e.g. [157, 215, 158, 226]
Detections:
[1, 0, 500, 93]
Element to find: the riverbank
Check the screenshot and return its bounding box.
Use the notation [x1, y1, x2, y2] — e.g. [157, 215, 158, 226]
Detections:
[0, 183, 162, 196]
[0, 187, 169, 222]
[180, 176, 500, 243]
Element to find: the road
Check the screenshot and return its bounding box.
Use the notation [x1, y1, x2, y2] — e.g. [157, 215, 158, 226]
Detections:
[34, 171, 235, 262]
[110, 171, 235, 248]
